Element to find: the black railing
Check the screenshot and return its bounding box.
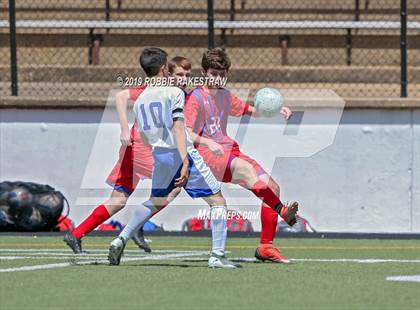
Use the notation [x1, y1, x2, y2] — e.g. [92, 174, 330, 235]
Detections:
[400, 0, 408, 97]
[8, 0, 18, 96]
[207, 0, 215, 49]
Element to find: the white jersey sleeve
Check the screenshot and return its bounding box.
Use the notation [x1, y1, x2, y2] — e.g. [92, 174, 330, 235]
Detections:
[171, 88, 185, 120]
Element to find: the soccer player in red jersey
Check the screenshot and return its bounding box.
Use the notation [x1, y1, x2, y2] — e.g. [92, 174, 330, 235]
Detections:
[63, 57, 192, 254]
[183, 48, 299, 263]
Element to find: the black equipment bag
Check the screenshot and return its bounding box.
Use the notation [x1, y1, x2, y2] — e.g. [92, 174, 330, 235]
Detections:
[0, 181, 69, 231]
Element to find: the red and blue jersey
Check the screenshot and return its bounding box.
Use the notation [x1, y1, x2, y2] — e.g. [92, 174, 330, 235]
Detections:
[184, 86, 250, 147]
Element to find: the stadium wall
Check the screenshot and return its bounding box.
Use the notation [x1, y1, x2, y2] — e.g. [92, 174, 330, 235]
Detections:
[0, 107, 419, 233]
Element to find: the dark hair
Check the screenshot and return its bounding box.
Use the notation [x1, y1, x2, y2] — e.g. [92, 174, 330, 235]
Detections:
[201, 47, 231, 72]
[139, 47, 168, 77]
[168, 56, 192, 73]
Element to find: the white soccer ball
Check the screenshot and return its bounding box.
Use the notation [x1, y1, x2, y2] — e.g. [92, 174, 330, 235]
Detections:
[254, 87, 284, 117]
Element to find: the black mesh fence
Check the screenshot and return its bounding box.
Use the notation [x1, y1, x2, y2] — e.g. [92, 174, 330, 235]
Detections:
[212, 0, 419, 99]
[0, 0, 419, 99]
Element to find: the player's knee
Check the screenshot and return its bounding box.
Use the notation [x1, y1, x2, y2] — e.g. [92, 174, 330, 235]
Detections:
[270, 182, 280, 196]
[105, 203, 124, 216]
[208, 192, 226, 206]
[167, 187, 182, 203]
[105, 192, 129, 215]
[114, 196, 128, 208]
[237, 161, 255, 179]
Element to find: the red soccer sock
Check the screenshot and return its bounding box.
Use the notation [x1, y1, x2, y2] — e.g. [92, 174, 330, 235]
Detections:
[72, 204, 111, 239]
[260, 206, 279, 244]
[250, 180, 283, 212]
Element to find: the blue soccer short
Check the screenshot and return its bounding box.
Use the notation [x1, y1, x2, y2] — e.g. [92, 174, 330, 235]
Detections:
[151, 146, 221, 198]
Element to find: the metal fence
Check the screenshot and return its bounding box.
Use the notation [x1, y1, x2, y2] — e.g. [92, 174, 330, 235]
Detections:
[1, 0, 419, 100]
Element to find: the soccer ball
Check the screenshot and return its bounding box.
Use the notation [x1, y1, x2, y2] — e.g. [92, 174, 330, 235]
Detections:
[254, 87, 283, 117]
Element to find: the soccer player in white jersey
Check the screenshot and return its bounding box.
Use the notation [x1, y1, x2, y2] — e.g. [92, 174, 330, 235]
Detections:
[108, 47, 240, 269]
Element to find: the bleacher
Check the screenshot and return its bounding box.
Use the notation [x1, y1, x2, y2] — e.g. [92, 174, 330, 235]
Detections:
[0, 0, 419, 103]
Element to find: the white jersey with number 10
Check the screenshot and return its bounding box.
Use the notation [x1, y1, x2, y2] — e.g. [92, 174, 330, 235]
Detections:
[133, 86, 187, 149]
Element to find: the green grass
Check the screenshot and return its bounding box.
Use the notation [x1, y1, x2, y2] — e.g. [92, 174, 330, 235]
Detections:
[0, 236, 419, 310]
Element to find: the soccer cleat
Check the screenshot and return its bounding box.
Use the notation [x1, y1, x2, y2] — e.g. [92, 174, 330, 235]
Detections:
[63, 232, 83, 254]
[108, 237, 126, 266]
[131, 227, 151, 253]
[278, 201, 299, 226]
[255, 244, 291, 264]
[208, 253, 242, 269]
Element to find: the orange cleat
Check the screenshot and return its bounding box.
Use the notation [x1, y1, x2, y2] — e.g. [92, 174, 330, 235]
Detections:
[255, 244, 291, 264]
[280, 201, 299, 226]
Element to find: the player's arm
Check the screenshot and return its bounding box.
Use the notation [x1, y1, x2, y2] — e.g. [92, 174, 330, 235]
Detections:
[231, 93, 292, 120]
[246, 105, 292, 120]
[244, 105, 259, 117]
[172, 120, 189, 187]
[172, 90, 189, 187]
[115, 89, 132, 145]
[186, 128, 224, 156]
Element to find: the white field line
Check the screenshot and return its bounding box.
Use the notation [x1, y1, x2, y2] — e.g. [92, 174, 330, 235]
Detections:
[0, 249, 188, 254]
[0, 251, 211, 260]
[0, 251, 208, 273]
[1, 255, 157, 260]
[386, 275, 420, 283]
[171, 257, 420, 264]
[292, 258, 420, 264]
[0, 256, 27, 260]
[2, 252, 133, 257]
[0, 250, 210, 261]
[2, 250, 420, 264]
[0, 249, 89, 253]
[0, 262, 77, 272]
[2, 248, 419, 265]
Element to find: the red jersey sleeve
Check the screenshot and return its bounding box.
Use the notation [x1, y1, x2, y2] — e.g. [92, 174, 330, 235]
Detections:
[129, 87, 145, 102]
[184, 93, 204, 133]
[229, 92, 250, 116]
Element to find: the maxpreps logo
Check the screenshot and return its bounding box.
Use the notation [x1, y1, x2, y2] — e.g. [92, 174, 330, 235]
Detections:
[196, 209, 260, 221]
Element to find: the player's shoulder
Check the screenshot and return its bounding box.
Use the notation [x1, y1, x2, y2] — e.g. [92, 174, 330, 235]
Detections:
[159, 86, 184, 101]
[190, 86, 208, 95]
[166, 86, 184, 95]
[219, 87, 231, 96]
[220, 87, 237, 102]
[129, 86, 146, 101]
[186, 87, 204, 102]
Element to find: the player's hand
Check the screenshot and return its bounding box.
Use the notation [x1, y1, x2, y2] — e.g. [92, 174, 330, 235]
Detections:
[207, 140, 224, 156]
[280, 107, 292, 120]
[175, 160, 189, 187]
[120, 128, 132, 146]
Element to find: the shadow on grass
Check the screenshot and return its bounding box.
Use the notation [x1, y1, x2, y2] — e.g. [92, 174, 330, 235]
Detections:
[125, 262, 205, 268]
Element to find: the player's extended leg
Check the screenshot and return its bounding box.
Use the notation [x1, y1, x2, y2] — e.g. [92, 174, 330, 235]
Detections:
[230, 157, 298, 225]
[254, 174, 291, 264]
[201, 192, 241, 269]
[63, 189, 129, 254]
[108, 189, 181, 265]
[131, 186, 180, 253]
[183, 147, 239, 268]
[258, 174, 280, 244]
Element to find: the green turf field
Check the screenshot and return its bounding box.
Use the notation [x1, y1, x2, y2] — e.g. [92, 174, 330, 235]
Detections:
[0, 236, 419, 310]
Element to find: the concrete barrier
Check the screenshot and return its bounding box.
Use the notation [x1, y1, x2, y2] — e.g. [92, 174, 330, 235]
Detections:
[0, 106, 419, 232]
